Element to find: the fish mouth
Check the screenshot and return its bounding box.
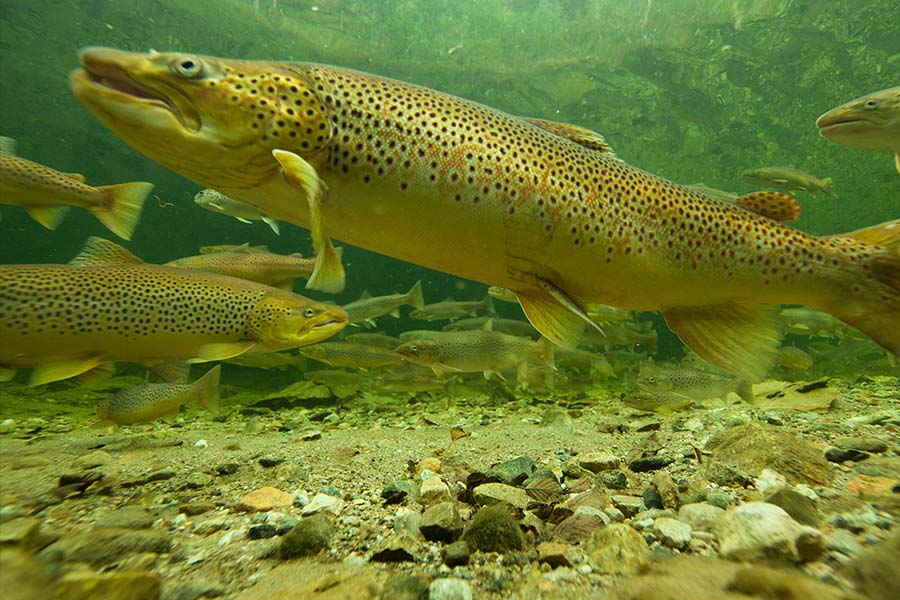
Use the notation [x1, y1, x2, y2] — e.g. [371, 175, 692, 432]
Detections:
[72, 49, 200, 132]
[815, 111, 871, 134]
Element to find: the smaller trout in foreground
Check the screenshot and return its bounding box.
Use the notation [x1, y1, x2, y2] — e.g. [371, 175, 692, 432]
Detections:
[195, 188, 281, 235]
[623, 389, 692, 415]
[342, 281, 425, 326]
[740, 167, 835, 197]
[0, 140, 151, 240]
[97, 365, 220, 426]
[638, 366, 753, 404]
[165, 246, 320, 290]
[300, 341, 405, 370]
[816, 86, 900, 173]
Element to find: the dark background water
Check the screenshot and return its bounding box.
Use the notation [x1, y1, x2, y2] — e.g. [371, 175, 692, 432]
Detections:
[1, 0, 897, 356]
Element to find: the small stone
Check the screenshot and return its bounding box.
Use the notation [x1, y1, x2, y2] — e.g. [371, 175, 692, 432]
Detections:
[193, 439, 207, 448]
[258, 456, 284, 468]
[577, 451, 619, 473]
[846, 475, 896, 494]
[442, 540, 470, 567]
[462, 505, 525, 553]
[193, 519, 228, 536]
[370, 530, 420, 563]
[541, 408, 574, 432]
[706, 491, 732, 509]
[72, 450, 112, 470]
[236, 486, 293, 512]
[0, 518, 41, 550]
[45, 528, 172, 567]
[835, 437, 888, 454]
[552, 507, 610, 544]
[642, 487, 663, 509]
[298, 430, 322, 441]
[653, 517, 692, 549]
[714, 502, 824, 563]
[537, 541, 573, 568]
[301, 493, 345, 517]
[145, 468, 176, 482]
[628, 456, 674, 472]
[652, 471, 679, 509]
[755, 468, 788, 495]
[53, 570, 160, 600]
[420, 502, 463, 543]
[179, 502, 214, 516]
[765, 488, 819, 526]
[825, 529, 864, 557]
[420, 476, 452, 505]
[471, 482, 529, 510]
[381, 574, 430, 600]
[585, 523, 650, 575]
[248, 524, 277, 540]
[181, 472, 213, 490]
[825, 448, 870, 463]
[0, 419, 16, 434]
[610, 495, 644, 517]
[599, 469, 628, 489]
[214, 462, 239, 476]
[677, 503, 724, 532]
[487, 456, 535, 485]
[381, 481, 420, 505]
[280, 514, 334, 558]
[95, 506, 155, 530]
[428, 578, 473, 600]
[416, 456, 442, 475]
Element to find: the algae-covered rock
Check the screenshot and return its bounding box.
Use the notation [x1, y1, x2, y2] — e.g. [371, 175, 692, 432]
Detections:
[462, 505, 525, 553]
[280, 514, 334, 559]
[705, 422, 834, 486]
[585, 523, 650, 575]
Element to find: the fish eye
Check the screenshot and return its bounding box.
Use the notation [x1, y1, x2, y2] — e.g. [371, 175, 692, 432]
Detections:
[864, 100, 878, 109]
[303, 308, 316, 318]
[171, 56, 203, 78]
[409, 345, 417, 352]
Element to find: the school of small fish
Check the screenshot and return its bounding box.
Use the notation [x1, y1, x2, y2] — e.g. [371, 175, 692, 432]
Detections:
[0, 48, 897, 425]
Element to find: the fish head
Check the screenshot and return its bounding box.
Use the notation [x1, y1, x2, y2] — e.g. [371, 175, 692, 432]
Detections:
[71, 47, 331, 190]
[395, 340, 441, 365]
[249, 292, 347, 350]
[816, 87, 900, 152]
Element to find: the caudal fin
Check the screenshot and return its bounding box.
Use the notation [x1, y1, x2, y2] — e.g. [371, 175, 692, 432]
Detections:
[192, 365, 221, 416]
[406, 280, 425, 311]
[829, 237, 900, 358]
[92, 181, 153, 240]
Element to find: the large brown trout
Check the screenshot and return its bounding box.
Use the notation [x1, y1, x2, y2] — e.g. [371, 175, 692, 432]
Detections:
[69, 48, 900, 381]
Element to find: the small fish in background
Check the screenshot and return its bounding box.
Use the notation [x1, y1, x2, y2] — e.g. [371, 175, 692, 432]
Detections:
[342, 281, 425, 327]
[299, 341, 406, 370]
[638, 365, 754, 404]
[443, 316, 541, 339]
[816, 86, 900, 173]
[585, 321, 658, 353]
[775, 346, 813, 375]
[0, 137, 151, 239]
[165, 246, 321, 290]
[778, 307, 855, 340]
[409, 295, 494, 322]
[0, 237, 347, 385]
[396, 327, 552, 380]
[194, 188, 281, 235]
[96, 365, 220, 426]
[342, 332, 403, 348]
[553, 347, 616, 379]
[585, 303, 635, 324]
[623, 389, 692, 415]
[740, 166, 835, 197]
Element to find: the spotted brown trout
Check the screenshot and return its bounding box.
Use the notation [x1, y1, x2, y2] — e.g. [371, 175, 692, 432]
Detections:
[69, 48, 900, 381]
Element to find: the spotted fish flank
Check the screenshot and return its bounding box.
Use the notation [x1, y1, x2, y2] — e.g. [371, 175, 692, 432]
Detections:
[70, 48, 900, 381]
[0, 237, 348, 385]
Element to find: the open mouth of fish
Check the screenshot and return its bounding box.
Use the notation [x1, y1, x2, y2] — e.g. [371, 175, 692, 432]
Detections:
[74, 57, 199, 131]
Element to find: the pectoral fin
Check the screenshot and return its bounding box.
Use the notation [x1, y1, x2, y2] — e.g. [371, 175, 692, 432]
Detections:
[0, 366, 16, 382]
[661, 303, 779, 382]
[513, 276, 603, 348]
[73, 362, 116, 386]
[236, 217, 253, 224]
[25, 205, 69, 230]
[895, 153, 899, 173]
[30, 357, 104, 386]
[188, 341, 257, 363]
[262, 217, 281, 235]
[272, 149, 345, 293]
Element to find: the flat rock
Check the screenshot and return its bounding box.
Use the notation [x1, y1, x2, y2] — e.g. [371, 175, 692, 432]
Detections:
[54, 570, 160, 600]
[420, 501, 463, 543]
[585, 523, 650, 575]
[577, 451, 619, 473]
[471, 482, 529, 510]
[236, 486, 293, 512]
[487, 456, 535, 485]
[44, 527, 172, 567]
[714, 502, 824, 563]
[0, 517, 41, 550]
[0, 548, 55, 600]
[370, 530, 420, 563]
[442, 540, 470, 567]
[705, 422, 834, 486]
[280, 514, 334, 559]
[753, 380, 838, 411]
[677, 503, 725, 533]
[420, 476, 452, 505]
[235, 560, 386, 600]
[301, 493, 345, 516]
[537, 541, 573, 568]
[94, 506, 155, 530]
[428, 577, 473, 600]
[653, 517, 692, 549]
[765, 488, 819, 526]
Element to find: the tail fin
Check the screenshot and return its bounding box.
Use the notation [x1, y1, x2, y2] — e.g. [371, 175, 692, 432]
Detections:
[93, 181, 153, 240]
[406, 280, 425, 311]
[829, 238, 900, 358]
[192, 365, 222, 416]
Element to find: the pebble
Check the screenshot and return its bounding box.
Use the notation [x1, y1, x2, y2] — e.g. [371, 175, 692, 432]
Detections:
[280, 514, 334, 558]
[471, 482, 529, 510]
[442, 540, 470, 567]
[258, 455, 285, 468]
[825, 529, 864, 557]
[755, 468, 788, 495]
[610, 494, 644, 517]
[577, 451, 619, 473]
[835, 437, 889, 454]
[420, 501, 463, 543]
[247, 524, 277, 539]
[381, 481, 420, 505]
[415, 456, 442, 475]
[676, 503, 724, 532]
[214, 463, 239, 475]
[537, 541, 573, 568]
[193, 439, 207, 448]
[428, 578, 473, 600]
[193, 519, 229, 536]
[181, 473, 213, 490]
[236, 486, 293, 512]
[598, 469, 628, 489]
[765, 488, 819, 526]
[370, 530, 420, 563]
[487, 456, 535, 485]
[628, 456, 674, 472]
[824, 448, 870, 463]
[642, 486, 663, 509]
[420, 476, 452, 505]
[0, 418, 16, 434]
[301, 493, 345, 517]
[714, 502, 824, 563]
[653, 517, 692, 549]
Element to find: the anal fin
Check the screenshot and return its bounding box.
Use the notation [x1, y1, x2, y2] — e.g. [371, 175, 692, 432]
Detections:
[25, 205, 69, 230]
[30, 357, 103, 386]
[661, 303, 780, 382]
[514, 276, 603, 349]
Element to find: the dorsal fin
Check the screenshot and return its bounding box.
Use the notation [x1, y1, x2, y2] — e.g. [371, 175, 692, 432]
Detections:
[524, 118, 615, 155]
[69, 237, 143, 266]
[732, 191, 801, 222]
[0, 136, 16, 155]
